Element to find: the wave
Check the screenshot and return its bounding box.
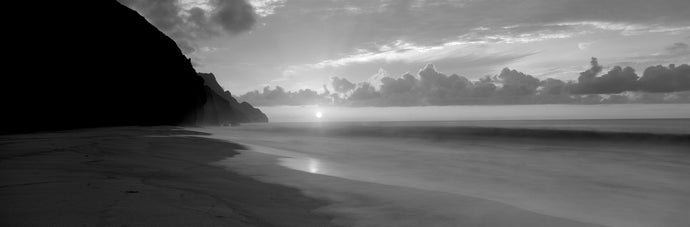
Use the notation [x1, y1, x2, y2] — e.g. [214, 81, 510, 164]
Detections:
[257, 124, 690, 145]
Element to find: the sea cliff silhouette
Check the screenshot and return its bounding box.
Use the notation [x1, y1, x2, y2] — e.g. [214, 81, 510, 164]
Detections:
[199, 73, 269, 124]
[2, 0, 267, 134]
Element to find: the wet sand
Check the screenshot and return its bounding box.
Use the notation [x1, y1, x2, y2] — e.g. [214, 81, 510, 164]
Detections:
[3, 124, 688, 227]
[0, 127, 335, 226]
[200, 123, 690, 227]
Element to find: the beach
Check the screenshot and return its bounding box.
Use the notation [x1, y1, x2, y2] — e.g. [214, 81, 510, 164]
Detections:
[2, 120, 689, 227]
[4, 0, 688, 226]
[0, 127, 334, 226]
[201, 120, 690, 227]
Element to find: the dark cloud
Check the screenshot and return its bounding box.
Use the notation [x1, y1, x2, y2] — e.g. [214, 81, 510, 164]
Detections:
[238, 86, 331, 106]
[571, 64, 639, 94]
[577, 57, 604, 82]
[570, 58, 690, 94]
[638, 64, 690, 92]
[119, 0, 256, 54]
[239, 58, 690, 106]
[471, 76, 498, 98]
[539, 78, 568, 95]
[378, 64, 479, 105]
[377, 73, 422, 106]
[496, 68, 540, 96]
[418, 64, 447, 89]
[331, 77, 357, 93]
[417, 64, 466, 105]
[212, 0, 256, 32]
[380, 73, 417, 96]
[349, 83, 381, 101]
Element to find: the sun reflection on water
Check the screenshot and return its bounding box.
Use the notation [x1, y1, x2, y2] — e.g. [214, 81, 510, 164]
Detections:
[307, 158, 320, 174]
[280, 157, 324, 175]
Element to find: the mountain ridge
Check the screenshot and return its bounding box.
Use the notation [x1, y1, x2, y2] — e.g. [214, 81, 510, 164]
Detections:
[2, 0, 267, 134]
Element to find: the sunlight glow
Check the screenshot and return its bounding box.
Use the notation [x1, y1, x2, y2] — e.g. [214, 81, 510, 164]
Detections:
[307, 158, 320, 174]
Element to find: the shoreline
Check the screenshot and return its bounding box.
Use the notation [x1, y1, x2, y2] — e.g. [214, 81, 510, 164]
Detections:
[211, 145, 607, 227]
[0, 127, 336, 226]
[4, 124, 688, 226]
[197, 125, 690, 227]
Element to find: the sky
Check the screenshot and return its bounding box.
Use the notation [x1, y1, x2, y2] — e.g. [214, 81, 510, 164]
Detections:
[121, 0, 690, 106]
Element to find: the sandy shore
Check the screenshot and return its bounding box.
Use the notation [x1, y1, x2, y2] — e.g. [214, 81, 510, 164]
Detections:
[0, 127, 335, 226]
[199, 125, 690, 227]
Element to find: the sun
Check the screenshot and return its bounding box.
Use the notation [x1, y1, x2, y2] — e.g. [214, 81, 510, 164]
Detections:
[315, 111, 323, 118]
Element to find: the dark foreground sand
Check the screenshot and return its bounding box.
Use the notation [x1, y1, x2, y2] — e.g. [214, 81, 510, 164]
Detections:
[0, 127, 335, 226]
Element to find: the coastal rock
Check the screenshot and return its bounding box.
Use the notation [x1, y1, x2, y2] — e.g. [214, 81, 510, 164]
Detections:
[199, 73, 269, 123]
[2, 0, 266, 134]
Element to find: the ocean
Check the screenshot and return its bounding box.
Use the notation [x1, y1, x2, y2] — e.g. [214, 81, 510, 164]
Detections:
[198, 116, 690, 227]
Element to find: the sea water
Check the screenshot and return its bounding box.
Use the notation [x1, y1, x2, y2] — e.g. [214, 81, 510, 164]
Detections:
[199, 106, 690, 227]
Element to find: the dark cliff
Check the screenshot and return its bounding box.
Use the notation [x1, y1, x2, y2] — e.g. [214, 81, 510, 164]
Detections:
[2, 0, 266, 134]
[198, 73, 269, 124]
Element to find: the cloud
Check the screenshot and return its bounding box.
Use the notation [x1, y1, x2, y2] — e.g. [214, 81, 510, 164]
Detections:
[212, 0, 256, 32]
[331, 77, 356, 93]
[207, 0, 690, 93]
[571, 61, 639, 94]
[237, 86, 331, 106]
[539, 78, 569, 95]
[577, 57, 604, 82]
[622, 42, 690, 65]
[249, 0, 286, 17]
[380, 73, 418, 96]
[293, 34, 545, 70]
[554, 21, 690, 36]
[570, 58, 690, 94]
[368, 68, 390, 88]
[262, 0, 690, 53]
[638, 64, 690, 92]
[238, 58, 690, 106]
[472, 77, 499, 99]
[349, 82, 380, 101]
[666, 42, 690, 54]
[418, 64, 470, 104]
[376, 73, 423, 106]
[119, 0, 257, 54]
[299, 40, 468, 69]
[496, 68, 541, 96]
[578, 42, 591, 50]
